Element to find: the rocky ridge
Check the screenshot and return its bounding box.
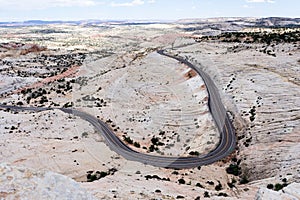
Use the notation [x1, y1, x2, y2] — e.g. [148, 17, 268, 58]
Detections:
[0, 163, 96, 199]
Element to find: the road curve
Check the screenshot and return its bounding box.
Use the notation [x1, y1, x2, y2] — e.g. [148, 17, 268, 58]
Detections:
[0, 50, 236, 169]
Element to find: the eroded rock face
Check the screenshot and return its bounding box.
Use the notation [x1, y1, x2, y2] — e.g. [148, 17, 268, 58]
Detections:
[255, 183, 300, 200]
[172, 41, 300, 182]
[0, 163, 96, 200]
[0, 42, 46, 58]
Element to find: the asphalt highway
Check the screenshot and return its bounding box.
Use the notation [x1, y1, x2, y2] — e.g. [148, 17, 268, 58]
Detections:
[0, 50, 236, 169]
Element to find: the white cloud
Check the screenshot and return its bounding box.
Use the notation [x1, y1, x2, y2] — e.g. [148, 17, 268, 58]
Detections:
[0, 0, 99, 10]
[246, 0, 275, 3]
[51, 0, 98, 7]
[243, 4, 253, 8]
[111, 0, 144, 7]
[148, 0, 155, 3]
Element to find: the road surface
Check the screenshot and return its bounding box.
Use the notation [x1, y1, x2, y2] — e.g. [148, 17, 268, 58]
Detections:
[0, 50, 236, 169]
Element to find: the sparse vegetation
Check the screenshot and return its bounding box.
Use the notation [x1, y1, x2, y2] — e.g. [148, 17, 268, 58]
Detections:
[228, 178, 237, 188]
[63, 102, 73, 108]
[86, 168, 117, 182]
[267, 179, 289, 191]
[189, 151, 200, 156]
[196, 182, 204, 188]
[226, 164, 241, 176]
[178, 178, 185, 184]
[204, 191, 210, 198]
[215, 181, 223, 191]
[249, 106, 256, 122]
[144, 175, 170, 181]
[81, 132, 88, 138]
[218, 192, 228, 197]
[123, 135, 133, 144]
[267, 184, 274, 189]
[196, 30, 300, 44]
[133, 141, 141, 148]
[239, 176, 249, 184]
[274, 183, 284, 191]
[206, 180, 214, 185]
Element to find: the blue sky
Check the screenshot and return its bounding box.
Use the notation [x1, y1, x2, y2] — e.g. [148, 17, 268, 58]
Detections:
[0, 0, 299, 21]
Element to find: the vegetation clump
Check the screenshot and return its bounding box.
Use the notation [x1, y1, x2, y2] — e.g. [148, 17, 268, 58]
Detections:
[267, 178, 289, 191]
[86, 168, 117, 182]
[204, 191, 210, 198]
[196, 30, 300, 44]
[215, 181, 223, 191]
[144, 174, 170, 181]
[226, 164, 241, 176]
[189, 151, 200, 156]
[178, 178, 185, 184]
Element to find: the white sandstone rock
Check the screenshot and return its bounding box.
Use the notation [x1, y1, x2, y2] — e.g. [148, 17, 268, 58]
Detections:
[0, 163, 96, 200]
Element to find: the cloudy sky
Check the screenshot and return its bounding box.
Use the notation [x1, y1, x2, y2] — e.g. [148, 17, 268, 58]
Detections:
[0, 0, 299, 21]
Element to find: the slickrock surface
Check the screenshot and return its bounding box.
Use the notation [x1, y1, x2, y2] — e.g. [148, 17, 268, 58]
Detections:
[255, 182, 300, 200]
[0, 20, 299, 199]
[73, 52, 218, 156]
[0, 163, 96, 199]
[173, 41, 300, 182]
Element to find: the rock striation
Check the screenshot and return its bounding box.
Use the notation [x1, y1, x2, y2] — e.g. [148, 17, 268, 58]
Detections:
[0, 163, 96, 200]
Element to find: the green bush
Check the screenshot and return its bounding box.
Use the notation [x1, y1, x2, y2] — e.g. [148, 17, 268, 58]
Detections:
[274, 183, 284, 191]
[228, 178, 236, 188]
[240, 176, 249, 184]
[133, 142, 140, 148]
[218, 192, 228, 197]
[189, 151, 200, 156]
[267, 184, 274, 189]
[123, 136, 133, 144]
[226, 164, 240, 176]
[178, 178, 185, 184]
[196, 183, 204, 188]
[215, 182, 223, 191]
[204, 191, 210, 198]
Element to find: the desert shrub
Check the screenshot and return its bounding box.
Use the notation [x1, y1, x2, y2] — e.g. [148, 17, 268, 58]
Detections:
[204, 191, 210, 198]
[226, 164, 241, 176]
[178, 178, 185, 184]
[267, 184, 274, 189]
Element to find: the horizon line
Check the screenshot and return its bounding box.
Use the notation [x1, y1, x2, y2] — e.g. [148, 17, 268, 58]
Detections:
[1, 16, 300, 23]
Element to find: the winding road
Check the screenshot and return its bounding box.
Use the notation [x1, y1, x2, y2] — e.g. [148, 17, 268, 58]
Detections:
[0, 50, 236, 169]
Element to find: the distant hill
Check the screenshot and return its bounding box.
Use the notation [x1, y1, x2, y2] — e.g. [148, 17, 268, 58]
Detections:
[0, 19, 169, 27]
[0, 17, 299, 29]
[0, 20, 80, 27]
[177, 17, 300, 28]
[175, 17, 300, 36]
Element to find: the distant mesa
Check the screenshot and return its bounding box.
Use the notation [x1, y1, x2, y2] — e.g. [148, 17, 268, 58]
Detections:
[0, 17, 299, 29]
[0, 42, 47, 55]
